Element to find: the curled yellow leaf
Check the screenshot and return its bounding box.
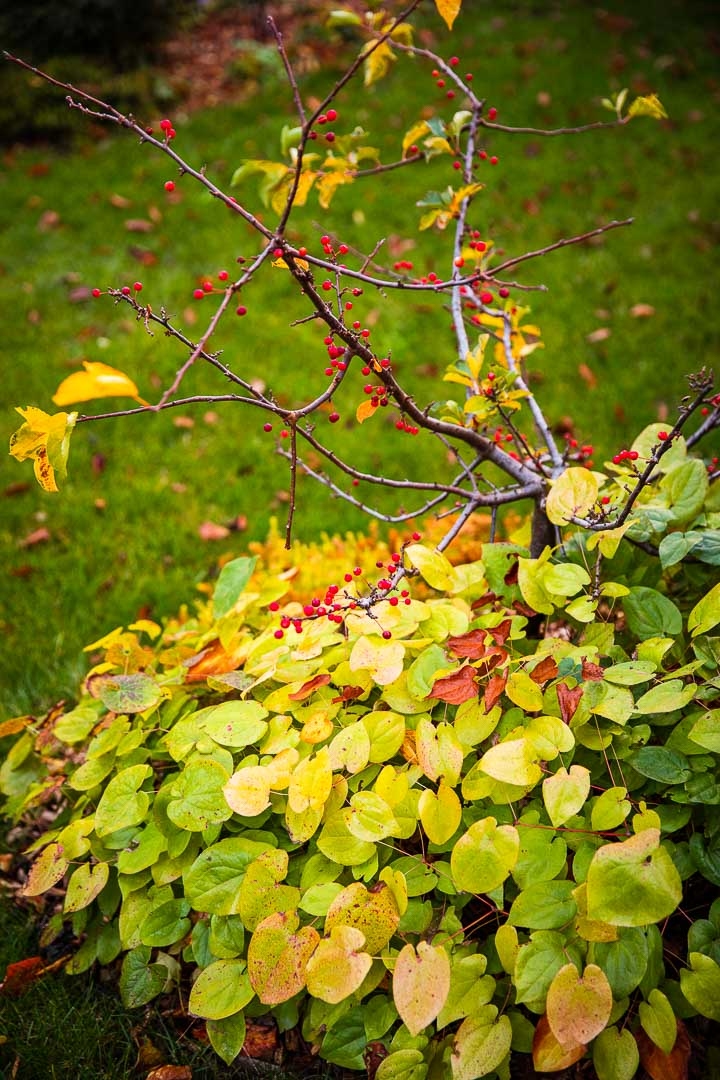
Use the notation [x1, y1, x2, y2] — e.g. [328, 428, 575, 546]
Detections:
[9, 406, 77, 492]
[52, 361, 145, 406]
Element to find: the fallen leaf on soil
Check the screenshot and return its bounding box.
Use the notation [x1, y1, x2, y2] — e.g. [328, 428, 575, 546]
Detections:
[145, 1068, 192, 1080]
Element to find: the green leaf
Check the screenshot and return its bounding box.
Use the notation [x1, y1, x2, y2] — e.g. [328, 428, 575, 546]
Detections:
[630, 747, 691, 785]
[638, 988, 677, 1054]
[418, 781, 462, 845]
[119, 945, 167, 1008]
[436, 955, 494, 1029]
[405, 544, 456, 590]
[91, 673, 162, 714]
[478, 738, 541, 787]
[513, 931, 567, 1007]
[450, 1006, 512, 1080]
[661, 459, 709, 524]
[167, 758, 233, 831]
[95, 764, 152, 838]
[623, 588, 682, 641]
[586, 829, 682, 926]
[139, 898, 191, 947]
[195, 700, 269, 748]
[590, 787, 631, 830]
[688, 581, 720, 637]
[213, 556, 257, 619]
[546, 468, 599, 525]
[320, 1008, 368, 1070]
[591, 927, 648, 997]
[508, 881, 577, 930]
[189, 959, 255, 1019]
[634, 680, 696, 715]
[592, 1025, 640, 1080]
[603, 661, 657, 686]
[450, 818, 520, 893]
[184, 837, 273, 915]
[680, 952, 720, 1021]
[22, 842, 70, 896]
[206, 1011, 247, 1066]
[688, 710, 720, 752]
[376, 1049, 427, 1080]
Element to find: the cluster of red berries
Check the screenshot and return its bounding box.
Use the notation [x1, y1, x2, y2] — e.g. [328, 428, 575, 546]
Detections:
[363, 382, 389, 408]
[93, 282, 143, 298]
[267, 534, 422, 640]
[467, 231, 487, 253]
[612, 448, 640, 465]
[309, 108, 338, 142]
[395, 418, 420, 436]
[319, 234, 350, 260]
[159, 118, 176, 139]
[477, 150, 499, 165]
[394, 260, 414, 272]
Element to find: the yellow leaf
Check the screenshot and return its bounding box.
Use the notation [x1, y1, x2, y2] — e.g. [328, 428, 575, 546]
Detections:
[223, 766, 271, 816]
[402, 120, 430, 157]
[362, 40, 396, 86]
[479, 738, 542, 787]
[434, 0, 462, 30]
[288, 747, 333, 814]
[273, 256, 310, 272]
[9, 406, 78, 492]
[546, 467, 599, 525]
[349, 636, 405, 686]
[356, 399, 377, 424]
[52, 361, 144, 406]
[316, 170, 354, 210]
[628, 94, 668, 120]
[449, 183, 484, 215]
[405, 544, 456, 590]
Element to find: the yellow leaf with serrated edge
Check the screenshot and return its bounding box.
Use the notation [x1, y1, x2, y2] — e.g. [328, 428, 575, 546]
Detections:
[628, 94, 668, 120]
[53, 361, 145, 406]
[9, 406, 78, 492]
[435, 0, 462, 30]
[362, 40, 395, 86]
[356, 399, 377, 424]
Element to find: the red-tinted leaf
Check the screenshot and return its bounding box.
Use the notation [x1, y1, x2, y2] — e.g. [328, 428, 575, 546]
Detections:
[1, 955, 68, 996]
[474, 647, 507, 678]
[289, 674, 331, 701]
[448, 630, 487, 659]
[19, 527, 51, 548]
[331, 686, 365, 704]
[531, 656, 559, 684]
[504, 560, 519, 586]
[557, 683, 583, 724]
[198, 521, 230, 541]
[636, 1020, 689, 1080]
[582, 661, 604, 682]
[484, 670, 508, 712]
[532, 1015, 586, 1072]
[486, 619, 512, 646]
[428, 665, 479, 705]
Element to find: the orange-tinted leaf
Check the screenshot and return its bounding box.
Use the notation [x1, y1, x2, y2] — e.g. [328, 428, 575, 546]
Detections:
[146, 1068, 193, 1080]
[184, 640, 243, 682]
[0, 956, 47, 996]
[356, 399, 378, 424]
[331, 685, 364, 704]
[557, 683, 583, 724]
[486, 618, 512, 645]
[531, 656, 559, 684]
[434, 0, 462, 30]
[581, 661, 604, 682]
[0, 716, 32, 737]
[546, 963, 612, 1048]
[198, 521, 231, 541]
[636, 1021, 689, 1080]
[289, 674, 331, 701]
[532, 1014, 586, 1072]
[428, 665, 478, 704]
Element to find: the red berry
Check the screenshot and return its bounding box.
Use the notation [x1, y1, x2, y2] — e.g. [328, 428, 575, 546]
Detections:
[91, 288, 102, 298]
[480, 291, 494, 305]
[326, 108, 338, 122]
[490, 156, 499, 166]
[263, 422, 272, 432]
[325, 132, 336, 142]
[133, 281, 143, 292]
[408, 144, 419, 155]
[280, 429, 290, 439]
[601, 495, 611, 505]
[452, 161, 462, 170]
[317, 114, 327, 125]
[164, 180, 176, 192]
[487, 107, 498, 121]
[193, 289, 204, 300]
[328, 412, 340, 423]
[449, 56, 459, 66]
[447, 91, 455, 99]
[658, 431, 668, 441]
[322, 281, 333, 291]
[320, 235, 330, 245]
[338, 243, 349, 255]
[121, 285, 131, 296]
[274, 629, 284, 640]
[268, 601, 280, 611]
[202, 281, 213, 293]
[236, 305, 247, 316]
[159, 118, 172, 131]
[436, 79, 445, 89]
[499, 287, 510, 298]
[382, 630, 392, 640]
[412, 531, 421, 541]
[218, 270, 229, 281]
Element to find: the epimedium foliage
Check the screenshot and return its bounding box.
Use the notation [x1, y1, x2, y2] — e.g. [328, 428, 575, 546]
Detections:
[4, 0, 720, 1076]
[2, 471, 720, 1077]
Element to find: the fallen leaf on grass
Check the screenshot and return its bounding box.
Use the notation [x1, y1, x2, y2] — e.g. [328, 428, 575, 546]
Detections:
[124, 218, 153, 233]
[3, 482, 31, 497]
[586, 327, 611, 344]
[19, 527, 51, 548]
[198, 521, 230, 541]
[145, 1067, 192, 1080]
[109, 193, 132, 208]
[578, 363, 597, 388]
[630, 303, 655, 317]
[173, 416, 195, 429]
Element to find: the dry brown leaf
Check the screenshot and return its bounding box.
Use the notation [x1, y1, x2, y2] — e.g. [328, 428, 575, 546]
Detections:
[630, 303, 655, 317]
[19, 527, 51, 548]
[124, 218, 153, 233]
[578, 363, 598, 389]
[198, 521, 230, 541]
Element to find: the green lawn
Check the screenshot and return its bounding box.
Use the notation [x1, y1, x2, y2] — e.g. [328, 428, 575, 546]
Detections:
[1, 0, 718, 724]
